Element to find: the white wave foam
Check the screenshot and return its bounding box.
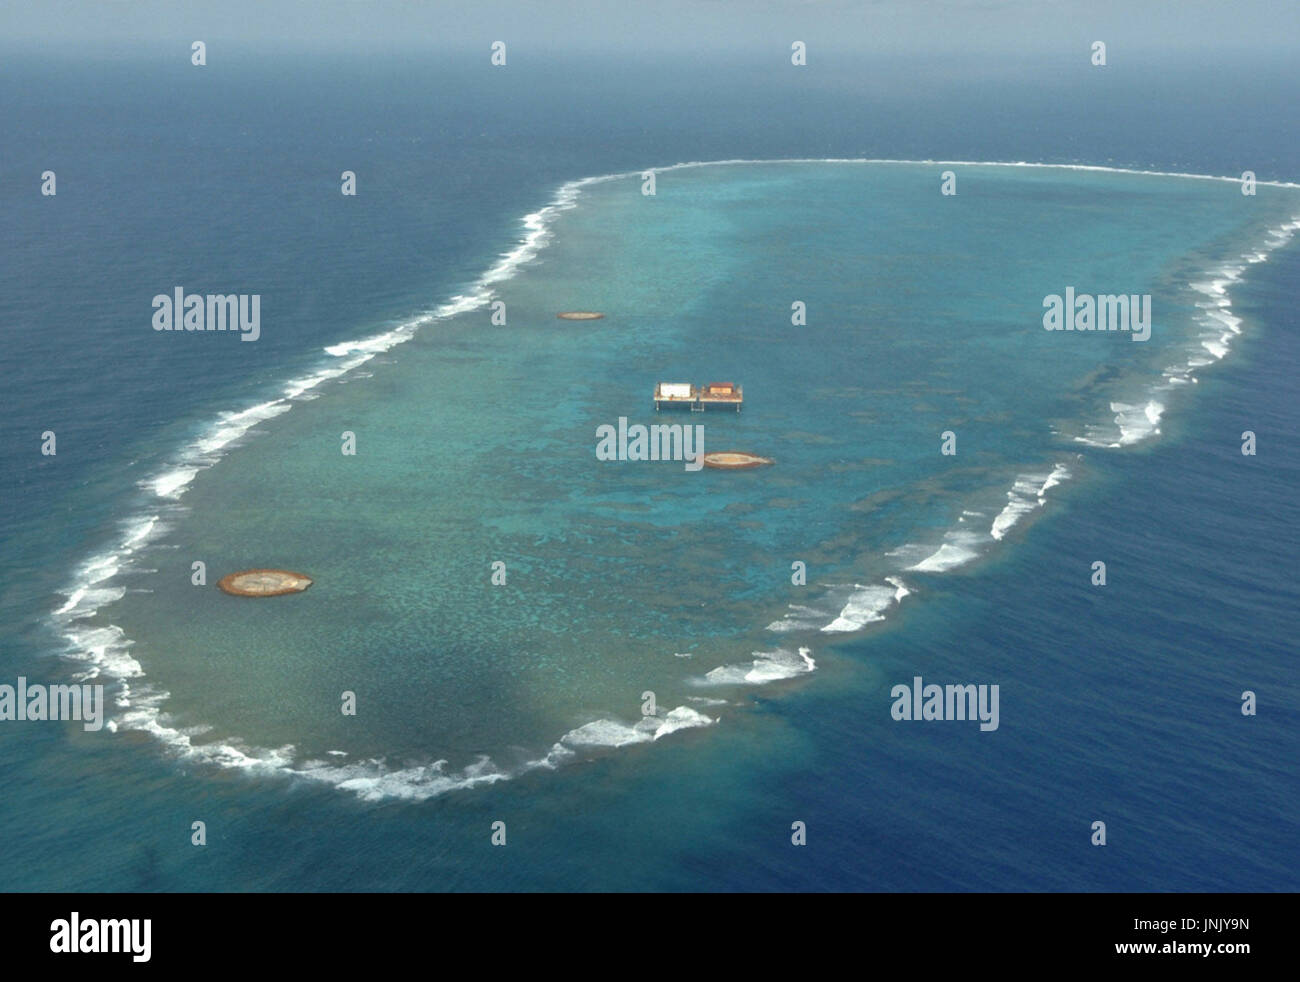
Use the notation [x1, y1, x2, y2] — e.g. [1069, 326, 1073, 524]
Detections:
[151, 466, 200, 499]
[1039, 464, 1069, 494]
[298, 754, 509, 803]
[559, 706, 716, 748]
[1077, 399, 1166, 448]
[990, 463, 1071, 540]
[146, 401, 294, 502]
[59, 623, 142, 681]
[821, 578, 911, 633]
[765, 603, 831, 633]
[907, 529, 986, 573]
[121, 516, 159, 548]
[1202, 337, 1229, 359]
[990, 481, 1042, 541]
[1118, 400, 1165, 444]
[699, 647, 816, 686]
[114, 696, 713, 803]
[1205, 308, 1242, 335]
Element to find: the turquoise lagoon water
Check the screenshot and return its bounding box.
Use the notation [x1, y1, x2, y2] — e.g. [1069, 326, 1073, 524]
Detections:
[54, 161, 1300, 801]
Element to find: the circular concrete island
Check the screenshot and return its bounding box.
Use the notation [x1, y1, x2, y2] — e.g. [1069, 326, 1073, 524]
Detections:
[556, 311, 605, 320]
[702, 452, 774, 470]
[217, 569, 313, 597]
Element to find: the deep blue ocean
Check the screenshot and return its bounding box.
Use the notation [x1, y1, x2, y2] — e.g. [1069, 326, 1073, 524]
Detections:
[0, 45, 1296, 890]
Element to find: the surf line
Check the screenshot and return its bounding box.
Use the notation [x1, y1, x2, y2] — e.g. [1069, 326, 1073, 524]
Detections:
[621, 157, 1300, 189]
